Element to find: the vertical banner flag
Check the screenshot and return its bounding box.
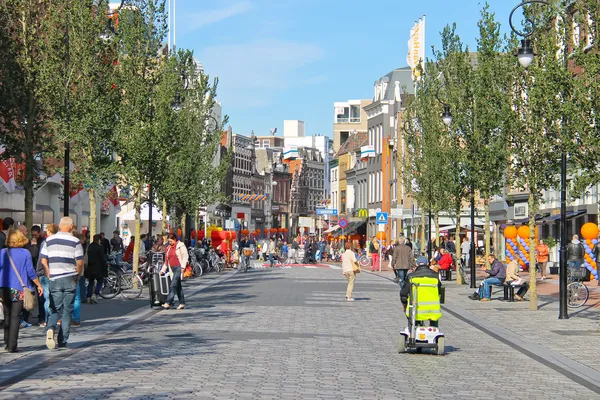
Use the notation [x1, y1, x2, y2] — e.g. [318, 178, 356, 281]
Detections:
[0, 146, 16, 193]
[407, 16, 426, 81]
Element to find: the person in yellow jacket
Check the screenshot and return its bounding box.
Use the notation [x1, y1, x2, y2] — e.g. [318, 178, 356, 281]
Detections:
[400, 256, 442, 327]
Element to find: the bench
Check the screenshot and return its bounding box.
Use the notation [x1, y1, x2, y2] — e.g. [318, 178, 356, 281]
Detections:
[503, 283, 525, 302]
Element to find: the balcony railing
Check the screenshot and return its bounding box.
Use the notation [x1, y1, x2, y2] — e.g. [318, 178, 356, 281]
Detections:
[335, 117, 361, 123]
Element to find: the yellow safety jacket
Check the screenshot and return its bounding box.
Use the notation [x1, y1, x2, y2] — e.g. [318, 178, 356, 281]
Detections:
[405, 276, 442, 321]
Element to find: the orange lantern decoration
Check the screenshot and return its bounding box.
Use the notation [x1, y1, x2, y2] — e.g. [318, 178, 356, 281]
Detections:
[241, 229, 249, 235]
[270, 228, 277, 233]
[264, 228, 269, 234]
[339, 235, 347, 240]
[277, 228, 283, 233]
[282, 228, 288, 233]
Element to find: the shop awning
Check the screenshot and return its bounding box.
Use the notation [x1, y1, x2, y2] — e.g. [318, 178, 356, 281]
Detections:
[324, 224, 340, 234]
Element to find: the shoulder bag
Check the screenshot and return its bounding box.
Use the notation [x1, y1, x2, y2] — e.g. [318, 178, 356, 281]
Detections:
[7, 250, 36, 311]
[352, 257, 361, 274]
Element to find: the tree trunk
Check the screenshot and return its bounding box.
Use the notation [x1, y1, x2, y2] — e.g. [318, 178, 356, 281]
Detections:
[455, 202, 463, 284]
[420, 210, 426, 256]
[23, 97, 37, 233]
[485, 198, 491, 268]
[89, 188, 97, 237]
[435, 213, 440, 247]
[161, 198, 167, 235]
[528, 193, 538, 310]
[133, 188, 142, 276]
[181, 212, 187, 244]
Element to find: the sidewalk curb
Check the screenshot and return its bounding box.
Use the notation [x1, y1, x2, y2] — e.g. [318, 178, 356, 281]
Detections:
[0, 269, 238, 389]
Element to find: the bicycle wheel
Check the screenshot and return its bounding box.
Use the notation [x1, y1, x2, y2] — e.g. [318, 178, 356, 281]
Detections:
[120, 272, 144, 299]
[192, 260, 203, 277]
[358, 255, 370, 268]
[567, 282, 589, 308]
[99, 270, 120, 299]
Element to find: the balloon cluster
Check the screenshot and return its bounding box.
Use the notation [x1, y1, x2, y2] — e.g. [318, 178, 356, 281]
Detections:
[581, 222, 599, 280]
[504, 225, 538, 270]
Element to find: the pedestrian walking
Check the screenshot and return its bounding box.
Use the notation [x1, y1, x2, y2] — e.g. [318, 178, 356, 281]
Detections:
[40, 217, 84, 349]
[160, 233, 188, 310]
[0, 217, 15, 250]
[0, 229, 44, 352]
[341, 242, 358, 301]
[535, 239, 549, 280]
[268, 238, 276, 267]
[37, 224, 57, 327]
[99, 232, 111, 255]
[72, 233, 88, 327]
[461, 237, 471, 268]
[567, 235, 584, 272]
[369, 236, 380, 272]
[392, 236, 416, 287]
[86, 235, 108, 304]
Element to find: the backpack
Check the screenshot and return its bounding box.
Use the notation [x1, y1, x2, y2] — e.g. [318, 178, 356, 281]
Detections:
[369, 242, 376, 253]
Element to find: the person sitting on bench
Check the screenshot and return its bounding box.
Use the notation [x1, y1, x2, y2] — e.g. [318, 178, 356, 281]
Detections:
[506, 259, 529, 301]
[479, 254, 506, 302]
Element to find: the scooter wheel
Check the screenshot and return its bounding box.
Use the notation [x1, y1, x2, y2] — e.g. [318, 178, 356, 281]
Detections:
[436, 337, 445, 355]
[398, 335, 406, 353]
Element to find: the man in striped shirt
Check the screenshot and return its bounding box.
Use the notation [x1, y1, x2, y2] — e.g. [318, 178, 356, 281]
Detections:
[40, 217, 84, 350]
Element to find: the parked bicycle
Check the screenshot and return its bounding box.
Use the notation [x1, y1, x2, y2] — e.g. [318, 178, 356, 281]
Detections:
[188, 247, 204, 277]
[100, 253, 144, 300]
[567, 265, 589, 308]
[207, 248, 224, 273]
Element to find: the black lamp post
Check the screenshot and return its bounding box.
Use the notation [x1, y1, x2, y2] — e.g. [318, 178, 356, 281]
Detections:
[509, 0, 568, 319]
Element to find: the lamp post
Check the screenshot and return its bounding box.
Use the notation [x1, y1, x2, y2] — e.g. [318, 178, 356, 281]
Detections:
[509, 0, 568, 319]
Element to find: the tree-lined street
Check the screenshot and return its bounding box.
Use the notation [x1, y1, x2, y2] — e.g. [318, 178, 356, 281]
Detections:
[2, 266, 599, 399]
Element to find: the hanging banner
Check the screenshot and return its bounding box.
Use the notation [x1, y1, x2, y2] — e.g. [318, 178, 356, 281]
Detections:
[0, 146, 16, 193]
[407, 16, 426, 81]
[106, 184, 121, 211]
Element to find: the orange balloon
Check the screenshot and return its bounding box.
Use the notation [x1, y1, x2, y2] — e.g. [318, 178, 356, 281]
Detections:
[581, 222, 599, 241]
[376, 232, 386, 240]
[591, 261, 597, 268]
[504, 226, 518, 240]
[517, 225, 530, 240]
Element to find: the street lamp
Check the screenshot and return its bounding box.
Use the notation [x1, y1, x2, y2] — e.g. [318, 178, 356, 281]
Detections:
[509, 0, 569, 319]
[435, 82, 453, 126]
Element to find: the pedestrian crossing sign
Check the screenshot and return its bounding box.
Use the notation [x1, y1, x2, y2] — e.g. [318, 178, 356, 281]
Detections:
[376, 212, 388, 225]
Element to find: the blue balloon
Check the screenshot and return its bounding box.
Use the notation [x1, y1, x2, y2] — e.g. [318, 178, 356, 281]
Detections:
[593, 239, 598, 245]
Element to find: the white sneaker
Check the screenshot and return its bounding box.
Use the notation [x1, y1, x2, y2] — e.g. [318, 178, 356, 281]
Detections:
[177, 304, 185, 310]
[346, 298, 355, 302]
[46, 329, 56, 350]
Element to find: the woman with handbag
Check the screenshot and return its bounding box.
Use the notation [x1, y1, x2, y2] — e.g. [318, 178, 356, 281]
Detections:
[341, 242, 359, 302]
[160, 233, 188, 310]
[0, 229, 44, 352]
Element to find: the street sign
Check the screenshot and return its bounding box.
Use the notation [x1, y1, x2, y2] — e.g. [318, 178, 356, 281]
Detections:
[316, 208, 338, 216]
[339, 218, 348, 228]
[376, 212, 388, 225]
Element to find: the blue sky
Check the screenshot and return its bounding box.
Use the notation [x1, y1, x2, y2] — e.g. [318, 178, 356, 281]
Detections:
[174, 0, 519, 138]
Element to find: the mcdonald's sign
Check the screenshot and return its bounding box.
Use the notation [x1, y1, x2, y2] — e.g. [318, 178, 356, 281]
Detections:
[357, 208, 368, 218]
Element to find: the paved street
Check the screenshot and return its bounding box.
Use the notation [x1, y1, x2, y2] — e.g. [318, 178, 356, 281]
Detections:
[1, 266, 600, 399]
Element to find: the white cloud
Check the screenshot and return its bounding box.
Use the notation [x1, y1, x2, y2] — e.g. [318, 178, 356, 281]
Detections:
[198, 39, 326, 108]
[180, 1, 254, 32]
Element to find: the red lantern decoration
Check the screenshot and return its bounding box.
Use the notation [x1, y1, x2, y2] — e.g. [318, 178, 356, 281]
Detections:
[264, 228, 269, 234]
[242, 229, 249, 235]
[277, 228, 283, 233]
[270, 228, 277, 233]
[282, 228, 288, 233]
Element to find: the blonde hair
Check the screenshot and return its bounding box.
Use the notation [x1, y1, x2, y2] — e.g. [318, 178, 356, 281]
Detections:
[7, 229, 29, 248]
[46, 224, 58, 235]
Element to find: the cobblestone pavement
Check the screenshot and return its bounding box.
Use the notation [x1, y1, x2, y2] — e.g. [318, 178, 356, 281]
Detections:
[1, 266, 598, 399]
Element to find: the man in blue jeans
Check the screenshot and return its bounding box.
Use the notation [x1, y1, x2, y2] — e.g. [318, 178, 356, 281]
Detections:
[40, 217, 84, 349]
[480, 254, 506, 302]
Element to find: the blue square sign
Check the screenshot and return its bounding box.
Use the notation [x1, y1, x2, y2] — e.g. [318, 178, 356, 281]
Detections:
[376, 212, 388, 225]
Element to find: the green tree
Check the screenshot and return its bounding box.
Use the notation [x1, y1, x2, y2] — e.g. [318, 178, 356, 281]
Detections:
[115, 0, 170, 274]
[157, 50, 229, 242]
[0, 1, 55, 231]
[37, 0, 121, 237]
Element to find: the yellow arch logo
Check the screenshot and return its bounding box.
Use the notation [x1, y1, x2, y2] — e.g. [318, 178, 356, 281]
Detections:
[357, 208, 368, 218]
